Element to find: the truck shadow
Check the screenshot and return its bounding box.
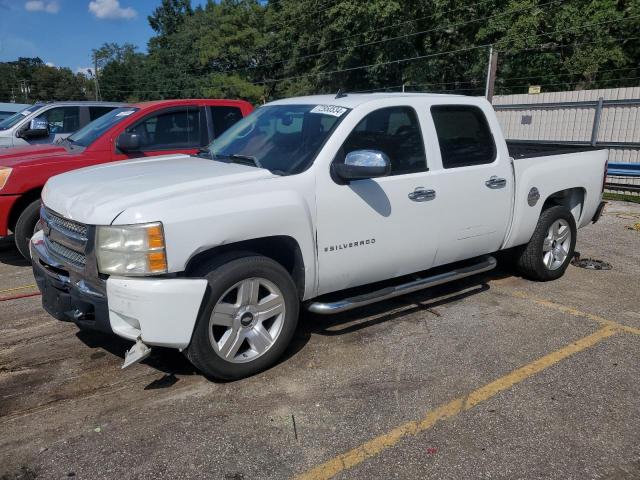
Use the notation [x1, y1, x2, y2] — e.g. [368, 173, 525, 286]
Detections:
[286, 261, 518, 360]
[74, 261, 519, 384]
[0, 238, 31, 267]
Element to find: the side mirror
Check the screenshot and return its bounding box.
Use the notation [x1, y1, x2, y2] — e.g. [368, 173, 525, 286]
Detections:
[333, 150, 392, 181]
[116, 132, 141, 152]
[20, 118, 49, 139]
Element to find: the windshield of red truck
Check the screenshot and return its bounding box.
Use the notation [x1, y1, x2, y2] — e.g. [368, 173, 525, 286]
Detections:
[207, 104, 349, 175]
[67, 107, 139, 147]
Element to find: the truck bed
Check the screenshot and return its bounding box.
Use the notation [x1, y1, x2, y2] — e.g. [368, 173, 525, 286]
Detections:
[506, 141, 604, 160]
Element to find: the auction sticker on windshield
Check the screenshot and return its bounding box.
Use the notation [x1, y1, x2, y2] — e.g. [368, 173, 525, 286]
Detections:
[310, 105, 348, 117]
[115, 110, 136, 117]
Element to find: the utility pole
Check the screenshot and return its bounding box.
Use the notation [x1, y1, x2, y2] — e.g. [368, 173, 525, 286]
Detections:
[93, 53, 101, 101]
[18, 79, 30, 103]
[484, 46, 498, 103]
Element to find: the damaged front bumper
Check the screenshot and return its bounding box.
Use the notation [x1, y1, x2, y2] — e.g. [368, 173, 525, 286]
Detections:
[31, 230, 208, 353]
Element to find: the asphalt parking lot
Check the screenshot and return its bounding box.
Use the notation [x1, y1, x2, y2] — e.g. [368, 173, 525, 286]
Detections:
[1, 200, 639, 480]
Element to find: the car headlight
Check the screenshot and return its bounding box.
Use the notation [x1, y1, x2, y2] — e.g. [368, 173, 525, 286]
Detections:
[96, 222, 168, 276]
[0, 167, 12, 190]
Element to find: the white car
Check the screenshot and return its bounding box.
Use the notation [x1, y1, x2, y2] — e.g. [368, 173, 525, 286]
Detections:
[32, 93, 608, 379]
[0, 101, 124, 148]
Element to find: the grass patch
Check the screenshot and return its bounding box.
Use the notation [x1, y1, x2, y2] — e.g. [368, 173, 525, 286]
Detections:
[603, 192, 640, 204]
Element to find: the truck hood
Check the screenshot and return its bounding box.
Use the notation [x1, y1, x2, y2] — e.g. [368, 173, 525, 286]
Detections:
[43, 154, 276, 225]
[0, 145, 77, 167]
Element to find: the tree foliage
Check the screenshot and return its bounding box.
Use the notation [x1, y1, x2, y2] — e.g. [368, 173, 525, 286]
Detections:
[1, 0, 638, 103]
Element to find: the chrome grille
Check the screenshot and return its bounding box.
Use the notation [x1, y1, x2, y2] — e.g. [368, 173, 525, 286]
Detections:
[45, 209, 88, 239]
[45, 237, 86, 267]
[42, 208, 89, 268]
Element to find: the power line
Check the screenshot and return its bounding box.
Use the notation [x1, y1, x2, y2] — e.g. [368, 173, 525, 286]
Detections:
[258, 14, 640, 85]
[87, 15, 640, 96]
[223, 0, 561, 76]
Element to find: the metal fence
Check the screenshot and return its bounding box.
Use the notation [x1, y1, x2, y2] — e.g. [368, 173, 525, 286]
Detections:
[492, 87, 640, 195]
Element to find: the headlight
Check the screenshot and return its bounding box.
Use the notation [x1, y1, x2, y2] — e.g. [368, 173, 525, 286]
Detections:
[96, 222, 168, 276]
[0, 167, 12, 190]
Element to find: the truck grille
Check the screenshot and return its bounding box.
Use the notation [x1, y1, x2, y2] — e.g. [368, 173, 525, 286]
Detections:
[42, 208, 89, 269]
[45, 209, 88, 239]
[45, 237, 87, 267]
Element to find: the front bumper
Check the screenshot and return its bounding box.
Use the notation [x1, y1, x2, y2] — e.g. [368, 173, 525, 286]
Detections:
[31, 230, 208, 349]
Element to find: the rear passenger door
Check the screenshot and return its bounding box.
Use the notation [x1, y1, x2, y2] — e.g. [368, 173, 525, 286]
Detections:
[114, 107, 206, 160]
[426, 104, 513, 267]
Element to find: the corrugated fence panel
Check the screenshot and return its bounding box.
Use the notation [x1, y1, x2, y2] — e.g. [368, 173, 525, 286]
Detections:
[493, 86, 640, 195]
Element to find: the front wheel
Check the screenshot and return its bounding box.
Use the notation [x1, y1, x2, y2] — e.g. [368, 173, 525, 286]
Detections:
[186, 254, 299, 380]
[516, 205, 577, 281]
[14, 199, 42, 261]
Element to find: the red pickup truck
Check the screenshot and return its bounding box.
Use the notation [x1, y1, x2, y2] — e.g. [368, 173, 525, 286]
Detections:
[0, 99, 253, 259]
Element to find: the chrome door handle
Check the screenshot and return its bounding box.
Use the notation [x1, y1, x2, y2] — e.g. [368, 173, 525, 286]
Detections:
[485, 176, 507, 189]
[408, 187, 436, 202]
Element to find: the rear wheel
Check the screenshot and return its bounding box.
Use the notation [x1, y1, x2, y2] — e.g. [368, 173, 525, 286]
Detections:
[14, 199, 41, 261]
[516, 205, 576, 281]
[186, 254, 299, 380]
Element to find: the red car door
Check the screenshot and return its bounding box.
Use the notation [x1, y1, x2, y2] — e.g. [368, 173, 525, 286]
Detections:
[111, 106, 206, 160]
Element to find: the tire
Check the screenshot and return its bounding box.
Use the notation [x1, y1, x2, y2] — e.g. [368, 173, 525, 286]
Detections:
[14, 199, 41, 261]
[516, 205, 577, 281]
[185, 253, 299, 380]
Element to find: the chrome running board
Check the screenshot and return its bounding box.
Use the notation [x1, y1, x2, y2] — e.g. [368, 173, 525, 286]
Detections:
[306, 255, 497, 315]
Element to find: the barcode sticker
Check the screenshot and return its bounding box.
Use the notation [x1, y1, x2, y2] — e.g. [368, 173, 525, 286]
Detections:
[310, 105, 348, 117]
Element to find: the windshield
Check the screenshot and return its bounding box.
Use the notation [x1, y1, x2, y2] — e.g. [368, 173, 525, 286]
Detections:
[67, 107, 139, 147]
[0, 104, 40, 131]
[207, 104, 349, 175]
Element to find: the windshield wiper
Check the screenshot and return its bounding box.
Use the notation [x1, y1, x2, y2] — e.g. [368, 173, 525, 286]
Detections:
[195, 147, 212, 159]
[228, 154, 262, 169]
[211, 153, 263, 169]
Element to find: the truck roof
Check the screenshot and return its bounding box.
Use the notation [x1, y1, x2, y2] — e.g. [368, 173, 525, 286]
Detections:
[268, 92, 471, 109]
[130, 99, 253, 109]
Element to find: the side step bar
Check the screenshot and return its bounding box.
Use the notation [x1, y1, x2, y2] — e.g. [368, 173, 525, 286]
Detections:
[306, 255, 497, 315]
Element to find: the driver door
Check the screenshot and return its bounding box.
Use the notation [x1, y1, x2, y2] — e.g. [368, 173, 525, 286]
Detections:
[315, 105, 439, 295]
[27, 106, 80, 145]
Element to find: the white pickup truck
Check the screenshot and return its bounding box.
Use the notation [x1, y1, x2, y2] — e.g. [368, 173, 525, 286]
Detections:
[31, 93, 608, 380]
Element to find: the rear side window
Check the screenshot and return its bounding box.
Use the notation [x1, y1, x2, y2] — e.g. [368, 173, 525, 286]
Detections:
[431, 105, 496, 168]
[210, 106, 243, 137]
[36, 106, 80, 134]
[126, 108, 201, 149]
[89, 106, 117, 121]
[340, 106, 427, 176]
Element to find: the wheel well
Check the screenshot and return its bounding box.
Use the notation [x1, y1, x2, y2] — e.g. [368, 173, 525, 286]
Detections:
[8, 188, 42, 232]
[185, 236, 306, 299]
[541, 187, 585, 223]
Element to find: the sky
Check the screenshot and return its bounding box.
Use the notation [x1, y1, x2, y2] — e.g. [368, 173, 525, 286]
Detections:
[0, 0, 206, 74]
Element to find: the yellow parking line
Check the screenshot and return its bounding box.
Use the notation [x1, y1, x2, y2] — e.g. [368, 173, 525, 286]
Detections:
[294, 326, 617, 480]
[508, 290, 640, 336]
[0, 284, 37, 295]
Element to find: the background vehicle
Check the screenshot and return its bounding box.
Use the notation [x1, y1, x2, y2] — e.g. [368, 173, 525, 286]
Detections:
[1, 98, 253, 259]
[31, 93, 607, 380]
[0, 103, 30, 122]
[0, 101, 124, 148]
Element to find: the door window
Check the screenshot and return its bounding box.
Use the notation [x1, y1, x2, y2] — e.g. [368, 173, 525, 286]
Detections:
[431, 105, 496, 169]
[126, 108, 201, 149]
[36, 107, 80, 134]
[210, 106, 243, 137]
[339, 106, 427, 175]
